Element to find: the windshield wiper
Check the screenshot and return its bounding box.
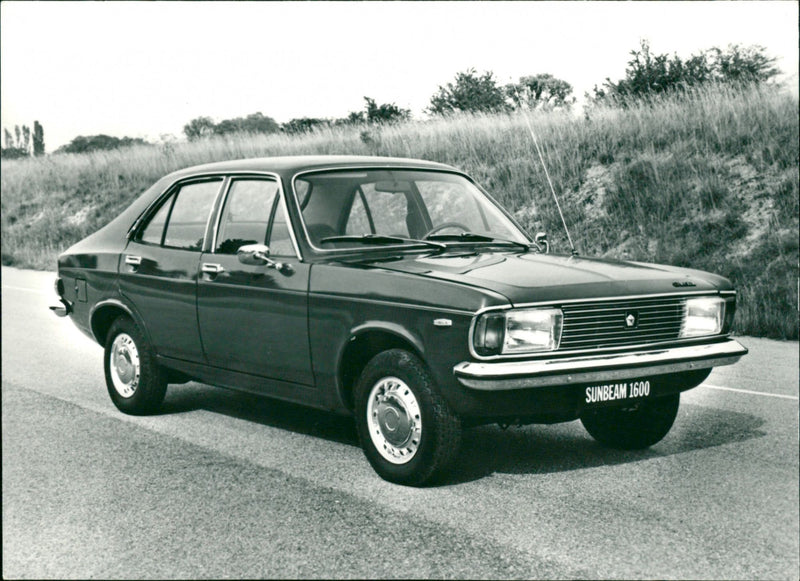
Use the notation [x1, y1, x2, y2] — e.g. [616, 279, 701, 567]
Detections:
[320, 234, 446, 251]
[424, 232, 531, 251]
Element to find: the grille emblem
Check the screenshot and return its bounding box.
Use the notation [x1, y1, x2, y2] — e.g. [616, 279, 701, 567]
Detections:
[625, 311, 639, 329]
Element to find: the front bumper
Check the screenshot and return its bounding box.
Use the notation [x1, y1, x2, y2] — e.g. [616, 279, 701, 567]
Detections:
[453, 339, 747, 391]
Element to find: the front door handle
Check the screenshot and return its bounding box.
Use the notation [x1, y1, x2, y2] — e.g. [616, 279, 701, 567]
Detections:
[125, 255, 142, 266]
[201, 263, 225, 274]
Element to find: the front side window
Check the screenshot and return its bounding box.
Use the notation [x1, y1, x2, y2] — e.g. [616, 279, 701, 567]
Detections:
[215, 179, 294, 256]
[137, 179, 222, 251]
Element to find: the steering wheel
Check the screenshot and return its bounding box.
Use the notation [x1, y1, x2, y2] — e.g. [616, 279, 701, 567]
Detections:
[423, 222, 471, 239]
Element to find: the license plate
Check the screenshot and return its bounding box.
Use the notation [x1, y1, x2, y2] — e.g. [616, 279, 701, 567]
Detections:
[584, 379, 651, 404]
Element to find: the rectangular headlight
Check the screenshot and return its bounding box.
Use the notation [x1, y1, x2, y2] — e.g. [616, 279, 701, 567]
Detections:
[681, 297, 725, 337]
[504, 308, 563, 353]
[474, 308, 563, 355]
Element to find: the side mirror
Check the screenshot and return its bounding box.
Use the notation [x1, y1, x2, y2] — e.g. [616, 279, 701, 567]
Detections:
[237, 244, 293, 274]
[237, 243, 270, 265]
[534, 232, 549, 254]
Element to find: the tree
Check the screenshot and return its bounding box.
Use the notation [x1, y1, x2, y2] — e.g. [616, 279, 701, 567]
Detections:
[2, 124, 33, 159]
[506, 74, 575, 110]
[363, 97, 411, 124]
[33, 121, 45, 156]
[428, 69, 510, 115]
[708, 44, 780, 84]
[336, 111, 366, 125]
[56, 134, 149, 154]
[213, 112, 280, 136]
[282, 117, 330, 134]
[183, 112, 281, 139]
[21, 125, 31, 152]
[234, 112, 280, 134]
[183, 116, 215, 141]
[331, 97, 411, 127]
[593, 39, 781, 104]
[601, 39, 698, 101]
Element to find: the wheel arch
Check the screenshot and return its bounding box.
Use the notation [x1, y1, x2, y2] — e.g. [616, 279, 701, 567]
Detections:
[90, 299, 149, 347]
[337, 323, 425, 412]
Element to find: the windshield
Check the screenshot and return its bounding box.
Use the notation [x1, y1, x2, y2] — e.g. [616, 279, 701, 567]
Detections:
[294, 169, 528, 250]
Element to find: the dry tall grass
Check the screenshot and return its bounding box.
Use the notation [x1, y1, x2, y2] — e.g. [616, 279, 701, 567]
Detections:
[2, 82, 797, 338]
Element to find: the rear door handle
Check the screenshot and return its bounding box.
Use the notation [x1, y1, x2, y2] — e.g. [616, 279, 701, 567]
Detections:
[201, 263, 225, 274]
[125, 255, 142, 266]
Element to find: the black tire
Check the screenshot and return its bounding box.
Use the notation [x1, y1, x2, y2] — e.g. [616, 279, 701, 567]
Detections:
[580, 393, 680, 450]
[354, 349, 461, 486]
[103, 317, 167, 415]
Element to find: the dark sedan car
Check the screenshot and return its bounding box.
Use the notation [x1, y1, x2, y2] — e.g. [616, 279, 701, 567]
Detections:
[52, 155, 747, 485]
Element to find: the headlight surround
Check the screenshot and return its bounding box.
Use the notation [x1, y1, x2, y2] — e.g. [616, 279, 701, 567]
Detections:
[681, 297, 725, 337]
[474, 308, 563, 356]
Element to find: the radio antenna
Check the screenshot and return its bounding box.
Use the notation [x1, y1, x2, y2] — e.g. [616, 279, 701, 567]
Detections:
[516, 94, 577, 256]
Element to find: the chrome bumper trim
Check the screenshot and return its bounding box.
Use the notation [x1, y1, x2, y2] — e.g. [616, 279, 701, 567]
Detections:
[454, 340, 748, 390]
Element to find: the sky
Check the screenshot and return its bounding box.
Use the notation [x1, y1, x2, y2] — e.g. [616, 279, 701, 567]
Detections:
[1, 1, 798, 151]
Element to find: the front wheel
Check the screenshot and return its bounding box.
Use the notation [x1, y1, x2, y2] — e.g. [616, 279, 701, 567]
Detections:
[580, 394, 680, 450]
[104, 317, 167, 415]
[354, 349, 461, 486]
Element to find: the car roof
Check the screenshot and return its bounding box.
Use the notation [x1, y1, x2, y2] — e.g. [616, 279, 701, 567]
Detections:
[167, 155, 459, 181]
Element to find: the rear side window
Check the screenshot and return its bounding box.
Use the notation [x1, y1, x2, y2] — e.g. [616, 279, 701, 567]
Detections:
[137, 179, 222, 250]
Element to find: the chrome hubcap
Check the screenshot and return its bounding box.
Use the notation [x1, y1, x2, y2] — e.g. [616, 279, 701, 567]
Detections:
[110, 333, 140, 398]
[367, 377, 422, 464]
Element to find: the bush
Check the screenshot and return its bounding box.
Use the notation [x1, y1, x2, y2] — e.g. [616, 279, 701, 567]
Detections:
[1, 147, 29, 160]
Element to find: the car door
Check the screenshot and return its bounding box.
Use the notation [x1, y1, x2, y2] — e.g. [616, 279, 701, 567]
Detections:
[120, 177, 224, 362]
[196, 176, 313, 386]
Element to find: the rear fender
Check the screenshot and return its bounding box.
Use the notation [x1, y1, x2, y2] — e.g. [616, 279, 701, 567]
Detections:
[90, 298, 152, 347]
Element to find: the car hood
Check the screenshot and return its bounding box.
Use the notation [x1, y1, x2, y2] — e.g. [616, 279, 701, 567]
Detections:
[358, 250, 731, 305]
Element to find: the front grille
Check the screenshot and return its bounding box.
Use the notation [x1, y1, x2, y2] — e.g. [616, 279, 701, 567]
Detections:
[559, 296, 687, 351]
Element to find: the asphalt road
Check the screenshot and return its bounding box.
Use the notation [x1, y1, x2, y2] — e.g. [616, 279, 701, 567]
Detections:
[2, 266, 798, 579]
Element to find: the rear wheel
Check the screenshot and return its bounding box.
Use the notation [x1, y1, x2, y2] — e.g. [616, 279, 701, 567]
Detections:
[580, 394, 680, 450]
[104, 317, 167, 415]
[354, 349, 461, 486]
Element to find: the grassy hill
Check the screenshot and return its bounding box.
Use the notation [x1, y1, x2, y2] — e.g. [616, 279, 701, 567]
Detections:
[2, 83, 797, 339]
